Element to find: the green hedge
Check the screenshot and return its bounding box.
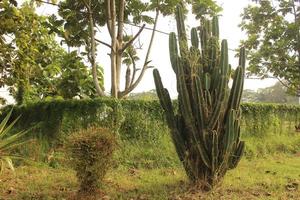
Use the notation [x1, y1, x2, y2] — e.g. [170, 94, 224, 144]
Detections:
[0, 99, 166, 145]
[241, 103, 300, 136]
[1, 99, 299, 144]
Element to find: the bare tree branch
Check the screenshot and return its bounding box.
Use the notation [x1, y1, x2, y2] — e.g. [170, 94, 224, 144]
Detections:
[95, 38, 112, 49]
[121, 24, 146, 52]
[84, 0, 105, 96]
[119, 9, 160, 98]
[35, 0, 57, 6]
[106, 0, 113, 37]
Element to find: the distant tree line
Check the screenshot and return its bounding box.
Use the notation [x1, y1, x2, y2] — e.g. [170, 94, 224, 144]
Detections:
[242, 82, 299, 104]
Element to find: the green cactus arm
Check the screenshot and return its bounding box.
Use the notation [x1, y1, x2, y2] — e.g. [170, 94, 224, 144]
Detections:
[153, 69, 173, 113]
[235, 47, 246, 107]
[204, 73, 211, 91]
[233, 118, 241, 145]
[208, 38, 218, 71]
[153, 69, 178, 134]
[210, 67, 220, 92]
[223, 109, 236, 156]
[192, 76, 206, 129]
[239, 47, 246, 69]
[212, 16, 219, 38]
[229, 141, 245, 169]
[227, 47, 246, 112]
[207, 100, 221, 129]
[191, 28, 199, 49]
[169, 32, 179, 74]
[175, 5, 188, 54]
[216, 75, 227, 101]
[192, 76, 209, 152]
[204, 90, 212, 108]
[153, 69, 187, 153]
[211, 130, 219, 173]
[227, 66, 242, 111]
[200, 20, 209, 58]
[177, 61, 194, 126]
[220, 40, 229, 76]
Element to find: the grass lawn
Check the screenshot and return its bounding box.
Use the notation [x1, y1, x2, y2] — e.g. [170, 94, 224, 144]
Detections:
[0, 155, 299, 200]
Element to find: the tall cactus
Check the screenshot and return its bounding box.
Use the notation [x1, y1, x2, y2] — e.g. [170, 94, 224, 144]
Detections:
[153, 5, 246, 189]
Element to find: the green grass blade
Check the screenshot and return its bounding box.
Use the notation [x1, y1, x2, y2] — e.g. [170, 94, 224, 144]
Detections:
[0, 115, 21, 139]
[0, 109, 13, 134]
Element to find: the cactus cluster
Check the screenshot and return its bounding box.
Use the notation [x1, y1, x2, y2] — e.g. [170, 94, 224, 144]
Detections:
[153, 5, 246, 189]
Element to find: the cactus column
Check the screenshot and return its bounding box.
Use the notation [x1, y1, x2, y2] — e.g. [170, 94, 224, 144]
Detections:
[153, 5, 246, 189]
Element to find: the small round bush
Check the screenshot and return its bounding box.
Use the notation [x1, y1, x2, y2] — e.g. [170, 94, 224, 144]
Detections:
[67, 127, 116, 195]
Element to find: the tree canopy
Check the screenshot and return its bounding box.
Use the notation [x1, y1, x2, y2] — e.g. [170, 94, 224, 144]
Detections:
[240, 0, 300, 96]
[0, 1, 102, 104]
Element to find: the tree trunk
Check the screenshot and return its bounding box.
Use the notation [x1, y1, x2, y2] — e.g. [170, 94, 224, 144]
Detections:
[106, 0, 157, 98]
[110, 42, 118, 98]
[114, 0, 125, 98]
[107, 0, 119, 98]
[87, 0, 105, 96]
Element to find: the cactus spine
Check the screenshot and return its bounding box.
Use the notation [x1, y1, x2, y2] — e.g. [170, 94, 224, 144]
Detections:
[153, 5, 246, 189]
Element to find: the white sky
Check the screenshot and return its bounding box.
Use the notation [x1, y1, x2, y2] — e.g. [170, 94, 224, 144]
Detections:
[0, 0, 277, 103]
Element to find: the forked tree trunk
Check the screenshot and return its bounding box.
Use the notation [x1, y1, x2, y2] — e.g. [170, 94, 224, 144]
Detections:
[85, 0, 159, 98]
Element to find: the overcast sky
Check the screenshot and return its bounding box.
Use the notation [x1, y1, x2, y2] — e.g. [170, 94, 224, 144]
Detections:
[1, 0, 277, 103]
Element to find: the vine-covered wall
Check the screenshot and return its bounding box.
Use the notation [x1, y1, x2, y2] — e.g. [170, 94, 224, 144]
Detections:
[241, 103, 300, 137]
[1, 99, 299, 145]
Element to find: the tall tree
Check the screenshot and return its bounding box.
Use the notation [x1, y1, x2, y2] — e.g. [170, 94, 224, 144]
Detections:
[0, 1, 62, 104]
[47, 0, 221, 98]
[0, 1, 101, 104]
[240, 0, 300, 96]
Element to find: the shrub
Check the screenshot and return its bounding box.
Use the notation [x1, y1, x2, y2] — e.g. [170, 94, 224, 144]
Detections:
[66, 127, 116, 195]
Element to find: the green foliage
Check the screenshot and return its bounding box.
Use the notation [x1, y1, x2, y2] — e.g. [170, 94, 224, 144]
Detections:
[66, 126, 116, 194]
[50, 0, 150, 47]
[49, 0, 220, 47]
[0, 2, 63, 103]
[55, 51, 103, 99]
[0, 2, 103, 104]
[190, 0, 222, 19]
[0, 109, 29, 173]
[154, 5, 246, 188]
[240, 0, 300, 95]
